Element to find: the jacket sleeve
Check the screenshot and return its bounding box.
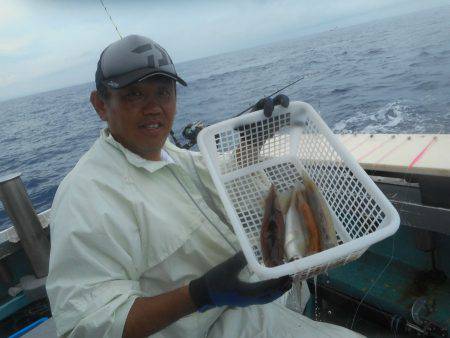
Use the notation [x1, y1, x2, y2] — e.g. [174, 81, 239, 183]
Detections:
[46, 176, 145, 337]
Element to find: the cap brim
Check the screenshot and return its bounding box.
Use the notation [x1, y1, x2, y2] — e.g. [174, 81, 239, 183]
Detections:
[103, 67, 187, 89]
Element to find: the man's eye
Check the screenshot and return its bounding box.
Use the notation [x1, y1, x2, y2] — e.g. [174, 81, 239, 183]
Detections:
[157, 88, 172, 98]
[126, 91, 143, 100]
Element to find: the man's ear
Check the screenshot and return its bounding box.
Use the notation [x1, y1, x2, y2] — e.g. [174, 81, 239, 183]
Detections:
[90, 91, 108, 121]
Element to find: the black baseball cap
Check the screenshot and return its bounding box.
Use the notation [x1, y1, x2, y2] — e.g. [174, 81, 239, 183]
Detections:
[95, 34, 187, 90]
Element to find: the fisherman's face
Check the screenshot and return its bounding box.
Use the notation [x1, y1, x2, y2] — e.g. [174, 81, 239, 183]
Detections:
[91, 76, 176, 161]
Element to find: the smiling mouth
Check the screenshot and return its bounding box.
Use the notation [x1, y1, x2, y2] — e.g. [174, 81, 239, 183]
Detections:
[139, 122, 163, 130]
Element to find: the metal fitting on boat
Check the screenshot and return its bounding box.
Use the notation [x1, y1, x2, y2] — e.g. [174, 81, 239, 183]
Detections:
[0, 173, 50, 278]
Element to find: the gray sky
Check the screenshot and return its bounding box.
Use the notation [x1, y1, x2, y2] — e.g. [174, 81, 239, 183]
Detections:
[0, 0, 448, 101]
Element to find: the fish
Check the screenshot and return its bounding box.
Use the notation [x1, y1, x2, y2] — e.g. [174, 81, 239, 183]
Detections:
[296, 185, 321, 255]
[260, 174, 337, 266]
[260, 185, 285, 267]
[302, 173, 338, 250]
[277, 188, 293, 215]
[284, 184, 309, 260]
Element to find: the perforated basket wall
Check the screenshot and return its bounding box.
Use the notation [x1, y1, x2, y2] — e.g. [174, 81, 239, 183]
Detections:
[198, 101, 399, 280]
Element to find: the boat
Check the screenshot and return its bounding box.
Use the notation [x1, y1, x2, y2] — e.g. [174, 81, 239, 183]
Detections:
[311, 133, 450, 337]
[0, 133, 448, 337]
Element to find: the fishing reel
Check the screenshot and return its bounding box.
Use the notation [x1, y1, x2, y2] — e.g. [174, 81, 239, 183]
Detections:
[170, 121, 207, 149]
[182, 121, 206, 143]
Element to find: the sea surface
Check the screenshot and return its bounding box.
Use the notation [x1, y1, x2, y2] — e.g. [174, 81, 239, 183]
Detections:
[1, 6, 450, 230]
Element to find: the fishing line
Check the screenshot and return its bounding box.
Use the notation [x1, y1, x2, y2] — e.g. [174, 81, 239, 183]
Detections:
[349, 133, 414, 332]
[350, 234, 396, 330]
[351, 162, 418, 332]
[167, 166, 240, 253]
[99, 0, 123, 39]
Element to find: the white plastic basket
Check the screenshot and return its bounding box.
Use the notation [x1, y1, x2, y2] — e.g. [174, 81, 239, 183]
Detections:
[197, 101, 400, 280]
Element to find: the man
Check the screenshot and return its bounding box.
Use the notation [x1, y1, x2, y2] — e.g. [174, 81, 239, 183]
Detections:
[46, 34, 363, 337]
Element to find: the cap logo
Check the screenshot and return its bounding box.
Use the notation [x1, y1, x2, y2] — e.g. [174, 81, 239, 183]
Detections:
[131, 44, 152, 54]
[131, 42, 172, 69]
[154, 44, 170, 67]
[107, 80, 119, 88]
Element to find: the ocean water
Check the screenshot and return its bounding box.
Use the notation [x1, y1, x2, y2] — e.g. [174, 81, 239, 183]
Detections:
[1, 6, 450, 230]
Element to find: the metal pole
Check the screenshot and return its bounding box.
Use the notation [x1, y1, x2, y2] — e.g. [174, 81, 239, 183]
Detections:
[0, 173, 50, 278]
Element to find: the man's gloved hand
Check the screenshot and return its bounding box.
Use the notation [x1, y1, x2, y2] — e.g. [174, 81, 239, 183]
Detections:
[235, 94, 290, 148]
[251, 94, 290, 117]
[189, 252, 292, 312]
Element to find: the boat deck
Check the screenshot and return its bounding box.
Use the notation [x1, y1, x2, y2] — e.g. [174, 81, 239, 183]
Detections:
[339, 134, 450, 177]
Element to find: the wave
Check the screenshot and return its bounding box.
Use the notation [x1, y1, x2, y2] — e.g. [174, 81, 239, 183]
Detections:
[333, 101, 411, 133]
[330, 87, 352, 95]
[414, 81, 439, 90]
[187, 61, 275, 85]
[409, 62, 422, 68]
[382, 72, 407, 79]
[370, 85, 390, 90]
[367, 48, 384, 55]
[418, 51, 431, 57]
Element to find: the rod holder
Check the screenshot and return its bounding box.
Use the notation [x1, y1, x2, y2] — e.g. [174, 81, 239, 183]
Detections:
[0, 173, 50, 278]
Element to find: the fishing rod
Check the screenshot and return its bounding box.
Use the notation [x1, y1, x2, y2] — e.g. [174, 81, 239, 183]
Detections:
[235, 74, 309, 117]
[99, 0, 123, 39]
[172, 73, 314, 149]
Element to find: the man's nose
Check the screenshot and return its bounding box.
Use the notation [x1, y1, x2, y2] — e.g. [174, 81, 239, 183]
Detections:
[141, 95, 162, 115]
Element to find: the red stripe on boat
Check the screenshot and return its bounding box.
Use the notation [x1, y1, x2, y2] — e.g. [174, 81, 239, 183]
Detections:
[358, 137, 392, 162]
[375, 137, 409, 163]
[408, 137, 437, 169]
[348, 136, 371, 152]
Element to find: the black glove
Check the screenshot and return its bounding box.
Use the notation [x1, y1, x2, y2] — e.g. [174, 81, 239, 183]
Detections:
[189, 252, 292, 312]
[235, 94, 290, 146]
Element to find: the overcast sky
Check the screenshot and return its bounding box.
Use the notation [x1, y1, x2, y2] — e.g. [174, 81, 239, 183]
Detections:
[0, 0, 448, 101]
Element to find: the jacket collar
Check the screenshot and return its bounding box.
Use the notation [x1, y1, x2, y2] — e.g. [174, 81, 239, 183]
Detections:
[100, 128, 179, 173]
